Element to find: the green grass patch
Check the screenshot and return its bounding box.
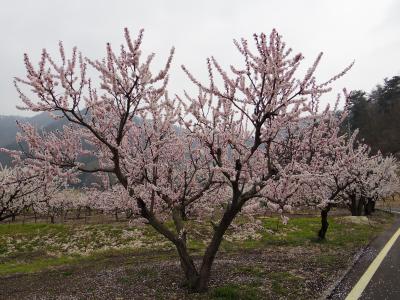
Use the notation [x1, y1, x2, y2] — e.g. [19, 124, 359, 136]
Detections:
[258, 215, 391, 248]
[61, 270, 73, 276]
[0, 256, 84, 275]
[210, 283, 260, 300]
[0, 245, 180, 276]
[0, 223, 69, 236]
[269, 271, 305, 299]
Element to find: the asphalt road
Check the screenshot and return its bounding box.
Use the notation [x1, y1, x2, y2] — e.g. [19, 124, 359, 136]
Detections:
[329, 210, 400, 300]
[360, 230, 400, 299]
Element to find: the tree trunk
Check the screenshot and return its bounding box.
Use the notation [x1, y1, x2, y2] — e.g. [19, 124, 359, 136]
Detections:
[364, 198, 375, 216]
[180, 206, 188, 221]
[193, 203, 241, 292]
[136, 193, 242, 293]
[356, 197, 365, 216]
[349, 194, 364, 216]
[318, 206, 330, 240]
[174, 240, 199, 288]
[169, 207, 199, 287]
[350, 194, 357, 216]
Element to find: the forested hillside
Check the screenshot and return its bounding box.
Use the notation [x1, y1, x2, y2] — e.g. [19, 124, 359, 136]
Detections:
[346, 76, 400, 156]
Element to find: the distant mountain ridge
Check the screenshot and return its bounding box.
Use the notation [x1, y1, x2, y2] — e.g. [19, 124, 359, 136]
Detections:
[0, 112, 69, 167]
[0, 113, 56, 148]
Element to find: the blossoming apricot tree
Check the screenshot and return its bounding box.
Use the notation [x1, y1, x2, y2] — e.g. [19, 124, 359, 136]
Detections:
[0, 163, 60, 221]
[5, 27, 396, 292]
[178, 29, 353, 289]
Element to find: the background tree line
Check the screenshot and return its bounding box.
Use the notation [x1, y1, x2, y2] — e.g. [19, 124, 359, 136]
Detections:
[345, 76, 400, 157]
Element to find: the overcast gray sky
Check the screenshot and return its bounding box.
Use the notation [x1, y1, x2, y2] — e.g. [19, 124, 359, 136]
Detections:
[1, 0, 399, 116]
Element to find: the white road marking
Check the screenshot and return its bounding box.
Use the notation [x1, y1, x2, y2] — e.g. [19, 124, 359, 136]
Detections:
[345, 227, 400, 300]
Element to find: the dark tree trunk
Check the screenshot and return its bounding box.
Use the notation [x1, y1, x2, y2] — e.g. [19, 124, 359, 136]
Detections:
[174, 240, 199, 288]
[349, 194, 365, 216]
[350, 194, 357, 216]
[170, 208, 199, 288]
[76, 207, 81, 219]
[136, 190, 244, 293]
[180, 206, 188, 221]
[364, 202, 371, 216]
[136, 198, 201, 290]
[193, 203, 242, 292]
[318, 206, 330, 240]
[364, 198, 375, 216]
[356, 197, 365, 216]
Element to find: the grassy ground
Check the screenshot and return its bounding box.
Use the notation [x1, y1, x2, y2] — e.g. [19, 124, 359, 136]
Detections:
[0, 210, 395, 299]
